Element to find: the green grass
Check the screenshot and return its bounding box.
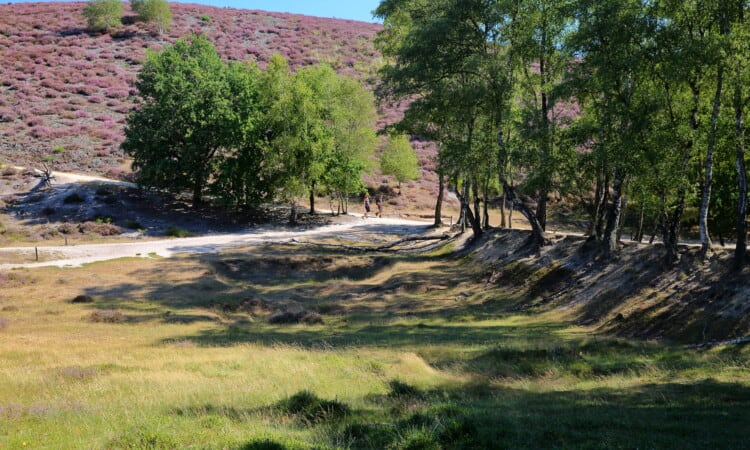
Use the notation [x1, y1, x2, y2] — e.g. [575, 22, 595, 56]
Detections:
[0, 248, 749, 449]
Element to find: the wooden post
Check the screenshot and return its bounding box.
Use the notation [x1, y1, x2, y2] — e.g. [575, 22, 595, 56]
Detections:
[35, 247, 39, 261]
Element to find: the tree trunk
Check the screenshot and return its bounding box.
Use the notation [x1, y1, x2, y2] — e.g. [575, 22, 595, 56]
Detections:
[536, 189, 548, 232]
[500, 193, 507, 228]
[459, 181, 468, 233]
[309, 181, 316, 215]
[503, 181, 545, 247]
[192, 178, 204, 207]
[602, 172, 626, 257]
[734, 66, 748, 268]
[472, 180, 481, 229]
[483, 194, 489, 229]
[665, 151, 691, 266]
[596, 171, 610, 241]
[588, 170, 604, 237]
[434, 171, 445, 226]
[699, 63, 724, 260]
[616, 179, 628, 243]
[635, 201, 645, 243]
[289, 199, 298, 225]
[665, 81, 700, 265]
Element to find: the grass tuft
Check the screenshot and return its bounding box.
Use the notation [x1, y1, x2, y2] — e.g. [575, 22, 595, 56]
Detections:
[88, 309, 127, 323]
[71, 295, 94, 304]
[268, 310, 324, 325]
[277, 390, 350, 424]
[388, 380, 423, 399]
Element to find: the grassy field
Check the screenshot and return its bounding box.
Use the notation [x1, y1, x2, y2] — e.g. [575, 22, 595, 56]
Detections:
[1, 241, 749, 449]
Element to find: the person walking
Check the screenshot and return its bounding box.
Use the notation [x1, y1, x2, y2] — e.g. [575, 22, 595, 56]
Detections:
[375, 195, 383, 218]
[363, 193, 371, 218]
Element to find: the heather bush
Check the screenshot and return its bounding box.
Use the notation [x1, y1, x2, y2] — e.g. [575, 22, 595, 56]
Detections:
[78, 221, 122, 236]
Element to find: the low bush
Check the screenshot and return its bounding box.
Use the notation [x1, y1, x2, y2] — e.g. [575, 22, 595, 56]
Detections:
[58, 222, 77, 234]
[79, 221, 122, 236]
[277, 390, 349, 424]
[268, 310, 323, 325]
[123, 219, 143, 230]
[71, 295, 94, 304]
[165, 225, 190, 237]
[88, 310, 126, 323]
[388, 380, 423, 399]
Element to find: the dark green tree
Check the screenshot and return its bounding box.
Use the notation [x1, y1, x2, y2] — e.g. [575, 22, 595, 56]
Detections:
[122, 35, 252, 206]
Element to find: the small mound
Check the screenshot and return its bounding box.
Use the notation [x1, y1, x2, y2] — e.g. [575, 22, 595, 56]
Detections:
[267, 310, 323, 325]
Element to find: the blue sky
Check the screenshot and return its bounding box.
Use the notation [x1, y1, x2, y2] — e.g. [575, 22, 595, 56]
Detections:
[4, 0, 384, 23]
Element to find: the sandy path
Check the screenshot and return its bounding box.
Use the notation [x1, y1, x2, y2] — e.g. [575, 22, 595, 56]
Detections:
[0, 217, 432, 269]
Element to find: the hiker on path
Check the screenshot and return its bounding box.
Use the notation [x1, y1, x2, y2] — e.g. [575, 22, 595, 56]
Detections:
[376, 195, 383, 218]
[363, 193, 371, 218]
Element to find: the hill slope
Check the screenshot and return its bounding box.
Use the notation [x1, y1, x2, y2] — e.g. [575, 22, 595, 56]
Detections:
[0, 2, 445, 212]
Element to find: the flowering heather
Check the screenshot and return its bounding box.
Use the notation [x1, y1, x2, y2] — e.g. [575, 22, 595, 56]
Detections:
[0, 2, 392, 173]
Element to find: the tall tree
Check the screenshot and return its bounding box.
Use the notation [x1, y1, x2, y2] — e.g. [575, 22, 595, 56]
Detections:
[323, 75, 378, 214]
[729, 1, 748, 267]
[122, 35, 243, 206]
[568, 0, 656, 256]
[380, 134, 420, 193]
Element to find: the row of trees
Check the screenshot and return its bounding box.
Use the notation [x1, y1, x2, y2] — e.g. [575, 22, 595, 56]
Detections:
[375, 0, 748, 267]
[83, 0, 172, 33]
[121, 35, 382, 222]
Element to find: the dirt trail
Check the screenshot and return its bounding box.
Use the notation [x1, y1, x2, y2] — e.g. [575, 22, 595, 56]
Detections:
[0, 217, 432, 269]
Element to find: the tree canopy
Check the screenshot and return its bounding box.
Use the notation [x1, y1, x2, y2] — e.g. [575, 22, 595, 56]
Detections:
[375, 0, 748, 266]
[122, 36, 377, 218]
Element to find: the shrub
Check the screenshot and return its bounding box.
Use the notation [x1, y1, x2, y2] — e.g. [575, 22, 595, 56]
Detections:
[164, 226, 190, 237]
[58, 223, 77, 234]
[88, 310, 126, 323]
[123, 219, 143, 230]
[388, 380, 423, 399]
[140, 0, 172, 34]
[268, 310, 324, 325]
[277, 390, 349, 424]
[78, 221, 122, 236]
[82, 0, 123, 33]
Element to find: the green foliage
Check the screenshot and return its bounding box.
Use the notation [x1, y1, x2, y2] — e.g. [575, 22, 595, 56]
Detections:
[124, 42, 375, 213]
[165, 226, 190, 237]
[82, 0, 123, 32]
[122, 35, 257, 206]
[137, 0, 172, 34]
[376, 0, 750, 256]
[129, 0, 145, 14]
[380, 134, 420, 190]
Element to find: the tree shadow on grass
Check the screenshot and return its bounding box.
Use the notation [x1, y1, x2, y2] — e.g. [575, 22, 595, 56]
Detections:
[168, 378, 750, 449]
